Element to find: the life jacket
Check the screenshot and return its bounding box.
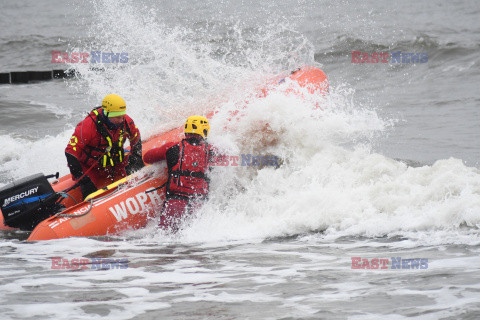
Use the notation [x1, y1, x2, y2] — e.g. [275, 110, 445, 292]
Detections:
[166, 139, 211, 198]
[82, 107, 131, 167]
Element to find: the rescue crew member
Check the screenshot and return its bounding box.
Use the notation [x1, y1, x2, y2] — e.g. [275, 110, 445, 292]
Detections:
[143, 115, 215, 231]
[65, 94, 144, 199]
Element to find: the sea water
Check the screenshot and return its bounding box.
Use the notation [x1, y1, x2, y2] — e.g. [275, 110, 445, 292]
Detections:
[1, 0, 480, 318]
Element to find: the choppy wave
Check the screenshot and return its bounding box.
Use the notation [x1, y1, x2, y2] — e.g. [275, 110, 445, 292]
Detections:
[165, 83, 480, 243]
[0, 35, 73, 71]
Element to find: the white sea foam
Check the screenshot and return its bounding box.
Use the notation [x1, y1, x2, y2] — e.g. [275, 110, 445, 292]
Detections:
[0, 132, 73, 183]
[176, 82, 480, 243]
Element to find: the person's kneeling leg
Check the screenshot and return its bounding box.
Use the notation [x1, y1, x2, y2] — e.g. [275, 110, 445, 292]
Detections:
[159, 198, 189, 232]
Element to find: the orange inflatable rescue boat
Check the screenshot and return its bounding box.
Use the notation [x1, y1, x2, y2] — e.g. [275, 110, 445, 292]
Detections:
[0, 66, 328, 241]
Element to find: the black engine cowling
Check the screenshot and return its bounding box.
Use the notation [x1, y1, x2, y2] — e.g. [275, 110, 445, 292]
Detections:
[0, 173, 61, 230]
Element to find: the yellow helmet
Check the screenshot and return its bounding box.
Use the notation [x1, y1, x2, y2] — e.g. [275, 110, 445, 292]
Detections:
[184, 115, 210, 138]
[101, 94, 126, 117]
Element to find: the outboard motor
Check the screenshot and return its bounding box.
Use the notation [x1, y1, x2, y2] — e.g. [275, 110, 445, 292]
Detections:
[0, 173, 61, 230]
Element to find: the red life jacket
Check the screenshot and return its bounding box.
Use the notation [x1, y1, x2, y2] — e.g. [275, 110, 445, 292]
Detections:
[81, 108, 130, 166]
[166, 139, 211, 198]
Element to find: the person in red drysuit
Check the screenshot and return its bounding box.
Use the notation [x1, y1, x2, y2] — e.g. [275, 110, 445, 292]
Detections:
[65, 94, 144, 199]
[143, 115, 215, 232]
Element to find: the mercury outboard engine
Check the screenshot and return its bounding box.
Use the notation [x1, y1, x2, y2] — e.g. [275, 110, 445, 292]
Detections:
[0, 173, 61, 230]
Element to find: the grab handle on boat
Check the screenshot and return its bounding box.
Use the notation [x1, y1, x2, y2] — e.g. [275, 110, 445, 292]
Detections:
[45, 172, 60, 180]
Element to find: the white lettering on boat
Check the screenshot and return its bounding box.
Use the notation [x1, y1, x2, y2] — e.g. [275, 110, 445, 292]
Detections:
[136, 192, 148, 211]
[109, 203, 128, 222]
[49, 217, 70, 229]
[48, 205, 91, 229]
[125, 197, 140, 215]
[147, 189, 162, 206]
[108, 188, 162, 222]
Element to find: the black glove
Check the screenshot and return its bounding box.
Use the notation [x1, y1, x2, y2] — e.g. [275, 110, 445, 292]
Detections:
[79, 175, 97, 199]
[126, 141, 145, 175]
